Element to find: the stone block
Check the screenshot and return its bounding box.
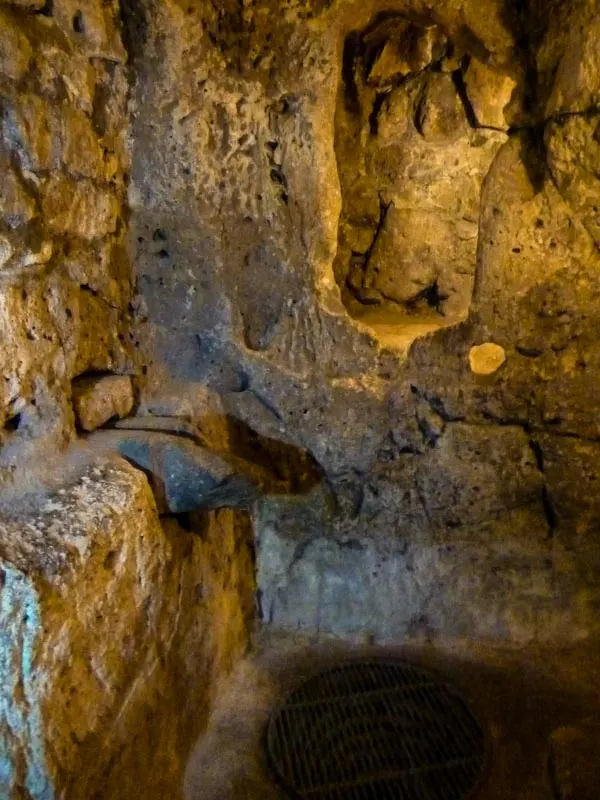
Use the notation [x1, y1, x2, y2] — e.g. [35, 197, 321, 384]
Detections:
[0, 454, 254, 798]
[464, 58, 516, 129]
[72, 374, 133, 431]
[0, 457, 166, 798]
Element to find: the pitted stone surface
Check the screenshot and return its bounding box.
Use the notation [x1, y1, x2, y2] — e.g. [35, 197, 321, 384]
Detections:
[0, 454, 254, 799]
[72, 374, 134, 431]
[2, 0, 600, 791]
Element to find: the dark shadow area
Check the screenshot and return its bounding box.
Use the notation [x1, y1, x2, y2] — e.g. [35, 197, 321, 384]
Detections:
[227, 415, 322, 494]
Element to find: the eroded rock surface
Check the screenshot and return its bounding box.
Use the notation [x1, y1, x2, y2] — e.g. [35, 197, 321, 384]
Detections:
[2, 0, 600, 791]
[0, 454, 254, 800]
[335, 28, 508, 318]
[121, 0, 600, 647]
[72, 374, 134, 431]
[0, 0, 135, 484]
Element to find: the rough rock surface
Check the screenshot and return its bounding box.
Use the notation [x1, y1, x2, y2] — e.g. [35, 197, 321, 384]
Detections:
[0, 454, 254, 799]
[2, 0, 600, 790]
[88, 428, 284, 512]
[120, 0, 600, 645]
[0, 0, 135, 484]
[72, 374, 134, 431]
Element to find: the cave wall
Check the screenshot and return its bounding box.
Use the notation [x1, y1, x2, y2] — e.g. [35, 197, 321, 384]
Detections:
[127, 0, 600, 642]
[0, 3, 257, 797]
[0, 455, 254, 799]
[0, 0, 599, 793]
[0, 0, 139, 481]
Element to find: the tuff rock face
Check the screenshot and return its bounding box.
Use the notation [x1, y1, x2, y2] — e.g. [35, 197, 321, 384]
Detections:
[1, 0, 600, 795]
[125, 0, 600, 639]
[0, 454, 254, 799]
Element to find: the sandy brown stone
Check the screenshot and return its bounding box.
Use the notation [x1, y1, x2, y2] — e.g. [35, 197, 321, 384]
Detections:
[72, 374, 134, 431]
[469, 343, 506, 376]
[464, 58, 516, 129]
[42, 175, 119, 238]
[0, 454, 254, 799]
[0, 11, 32, 80]
[2, 0, 600, 791]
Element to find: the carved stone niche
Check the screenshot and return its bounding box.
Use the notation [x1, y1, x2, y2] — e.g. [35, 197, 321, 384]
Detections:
[334, 12, 514, 330]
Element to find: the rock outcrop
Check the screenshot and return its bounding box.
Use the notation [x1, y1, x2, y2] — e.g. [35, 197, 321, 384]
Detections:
[0, 454, 254, 799]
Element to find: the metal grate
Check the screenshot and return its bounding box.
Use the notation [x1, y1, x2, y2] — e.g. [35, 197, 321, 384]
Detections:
[265, 659, 486, 799]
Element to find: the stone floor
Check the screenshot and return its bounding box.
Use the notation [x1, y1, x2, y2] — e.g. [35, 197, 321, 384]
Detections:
[184, 630, 600, 800]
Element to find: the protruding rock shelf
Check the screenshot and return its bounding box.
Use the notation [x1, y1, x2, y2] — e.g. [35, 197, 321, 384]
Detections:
[352, 305, 463, 354]
[88, 428, 284, 512]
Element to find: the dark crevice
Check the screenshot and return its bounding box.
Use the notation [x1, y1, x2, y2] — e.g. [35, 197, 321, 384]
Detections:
[415, 411, 442, 448]
[529, 437, 557, 536]
[226, 415, 322, 493]
[481, 411, 531, 430]
[4, 413, 22, 432]
[451, 60, 479, 129]
[516, 345, 544, 357]
[118, 0, 149, 65]
[406, 279, 449, 316]
[518, 125, 547, 193]
[342, 31, 362, 115]
[410, 385, 465, 423]
[369, 91, 391, 136]
[541, 486, 558, 534]
[366, 197, 392, 269]
[245, 388, 283, 422]
[37, 0, 53, 16]
[529, 438, 544, 471]
[346, 196, 392, 303]
[80, 284, 119, 310]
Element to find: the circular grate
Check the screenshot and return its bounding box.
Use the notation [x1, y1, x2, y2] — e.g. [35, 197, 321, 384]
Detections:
[265, 659, 486, 799]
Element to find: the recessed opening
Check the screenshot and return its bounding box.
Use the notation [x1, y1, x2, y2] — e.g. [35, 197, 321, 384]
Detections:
[72, 10, 85, 33]
[4, 412, 22, 432]
[333, 13, 508, 351]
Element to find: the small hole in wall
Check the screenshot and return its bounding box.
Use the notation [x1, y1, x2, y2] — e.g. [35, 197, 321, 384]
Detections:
[103, 550, 119, 570]
[4, 413, 22, 432]
[72, 10, 85, 33]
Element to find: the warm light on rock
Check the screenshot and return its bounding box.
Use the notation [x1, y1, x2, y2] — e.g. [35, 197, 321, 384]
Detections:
[468, 342, 507, 376]
[1, 0, 600, 795]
